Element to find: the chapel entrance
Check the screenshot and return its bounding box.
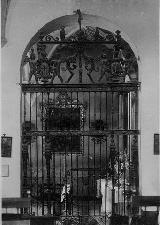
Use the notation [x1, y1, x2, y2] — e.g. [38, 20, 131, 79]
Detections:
[21, 12, 139, 224]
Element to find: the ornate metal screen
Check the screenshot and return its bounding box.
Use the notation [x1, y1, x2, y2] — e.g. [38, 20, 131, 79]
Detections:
[21, 11, 140, 225]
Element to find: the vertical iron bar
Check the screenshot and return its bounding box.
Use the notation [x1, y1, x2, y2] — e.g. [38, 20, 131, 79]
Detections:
[81, 139, 84, 216]
[60, 148, 62, 215]
[99, 92, 102, 216]
[41, 93, 44, 215]
[135, 91, 138, 130]
[112, 92, 115, 215]
[52, 153, 55, 216]
[123, 142, 126, 215]
[124, 93, 128, 130]
[117, 93, 120, 215]
[29, 92, 33, 214]
[121, 94, 123, 130]
[111, 135, 115, 216]
[79, 52, 82, 83]
[120, 94, 122, 129]
[76, 147, 79, 215]
[46, 92, 51, 214]
[35, 93, 39, 215]
[94, 91, 96, 215]
[105, 92, 108, 223]
[76, 91, 79, 215]
[123, 92, 128, 215]
[23, 92, 26, 124]
[65, 136, 67, 216]
[59, 92, 62, 214]
[111, 92, 114, 130]
[87, 136, 90, 216]
[128, 92, 131, 216]
[23, 93, 26, 194]
[64, 91, 67, 216]
[93, 138, 96, 216]
[104, 136, 108, 223]
[99, 144, 102, 216]
[89, 92, 91, 129]
[94, 91, 96, 126]
[45, 140, 52, 215]
[100, 92, 102, 123]
[71, 92, 73, 216]
[30, 93, 32, 129]
[53, 92, 56, 216]
[106, 91, 107, 129]
[82, 92, 85, 215]
[88, 91, 90, 214]
[128, 136, 131, 216]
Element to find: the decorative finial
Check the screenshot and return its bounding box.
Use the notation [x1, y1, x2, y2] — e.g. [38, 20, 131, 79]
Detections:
[115, 30, 121, 35]
[74, 9, 83, 30]
[60, 26, 65, 41]
[115, 30, 121, 43]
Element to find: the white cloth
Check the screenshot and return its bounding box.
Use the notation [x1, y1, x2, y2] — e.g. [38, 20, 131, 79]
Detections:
[115, 187, 123, 203]
[96, 179, 124, 214]
[61, 184, 71, 202]
[96, 179, 102, 198]
[97, 179, 112, 213]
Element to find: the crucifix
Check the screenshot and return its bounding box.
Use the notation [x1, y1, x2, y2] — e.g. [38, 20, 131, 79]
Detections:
[74, 9, 83, 30]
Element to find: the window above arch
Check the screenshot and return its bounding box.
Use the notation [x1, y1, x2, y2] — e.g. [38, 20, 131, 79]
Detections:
[21, 25, 138, 85]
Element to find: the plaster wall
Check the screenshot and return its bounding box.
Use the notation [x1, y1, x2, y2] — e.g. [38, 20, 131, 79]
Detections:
[1, 0, 159, 197]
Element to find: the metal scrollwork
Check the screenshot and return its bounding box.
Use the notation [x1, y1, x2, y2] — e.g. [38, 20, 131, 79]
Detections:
[64, 55, 77, 83]
[50, 59, 63, 83]
[41, 92, 87, 128]
[84, 54, 99, 83]
[21, 10, 140, 218]
[22, 15, 138, 85]
[57, 216, 80, 225]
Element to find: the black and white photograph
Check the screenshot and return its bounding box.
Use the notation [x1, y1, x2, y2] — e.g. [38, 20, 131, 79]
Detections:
[1, 0, 159, 224]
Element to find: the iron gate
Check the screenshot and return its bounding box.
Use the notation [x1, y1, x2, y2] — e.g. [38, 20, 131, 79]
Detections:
[21, 11, 140, 224]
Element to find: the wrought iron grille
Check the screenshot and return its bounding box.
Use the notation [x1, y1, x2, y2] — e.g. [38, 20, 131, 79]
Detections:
[21, 10, 140, 224]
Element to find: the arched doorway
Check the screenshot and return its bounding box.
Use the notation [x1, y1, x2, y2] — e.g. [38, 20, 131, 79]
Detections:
[20, 11, 140, 224]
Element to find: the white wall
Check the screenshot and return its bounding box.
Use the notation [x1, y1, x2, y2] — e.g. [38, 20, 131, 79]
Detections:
[1, 0, 159, 197]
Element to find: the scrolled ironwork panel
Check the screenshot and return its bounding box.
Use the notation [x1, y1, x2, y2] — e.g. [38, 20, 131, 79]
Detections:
[21, 12, 140, 222]
[21, 23, 139, 86]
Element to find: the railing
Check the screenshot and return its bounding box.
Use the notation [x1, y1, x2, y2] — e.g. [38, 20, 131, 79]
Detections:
[2, 198, 31, 221]
[2, 196, 159, 224]
[131, 196, 160, 225]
